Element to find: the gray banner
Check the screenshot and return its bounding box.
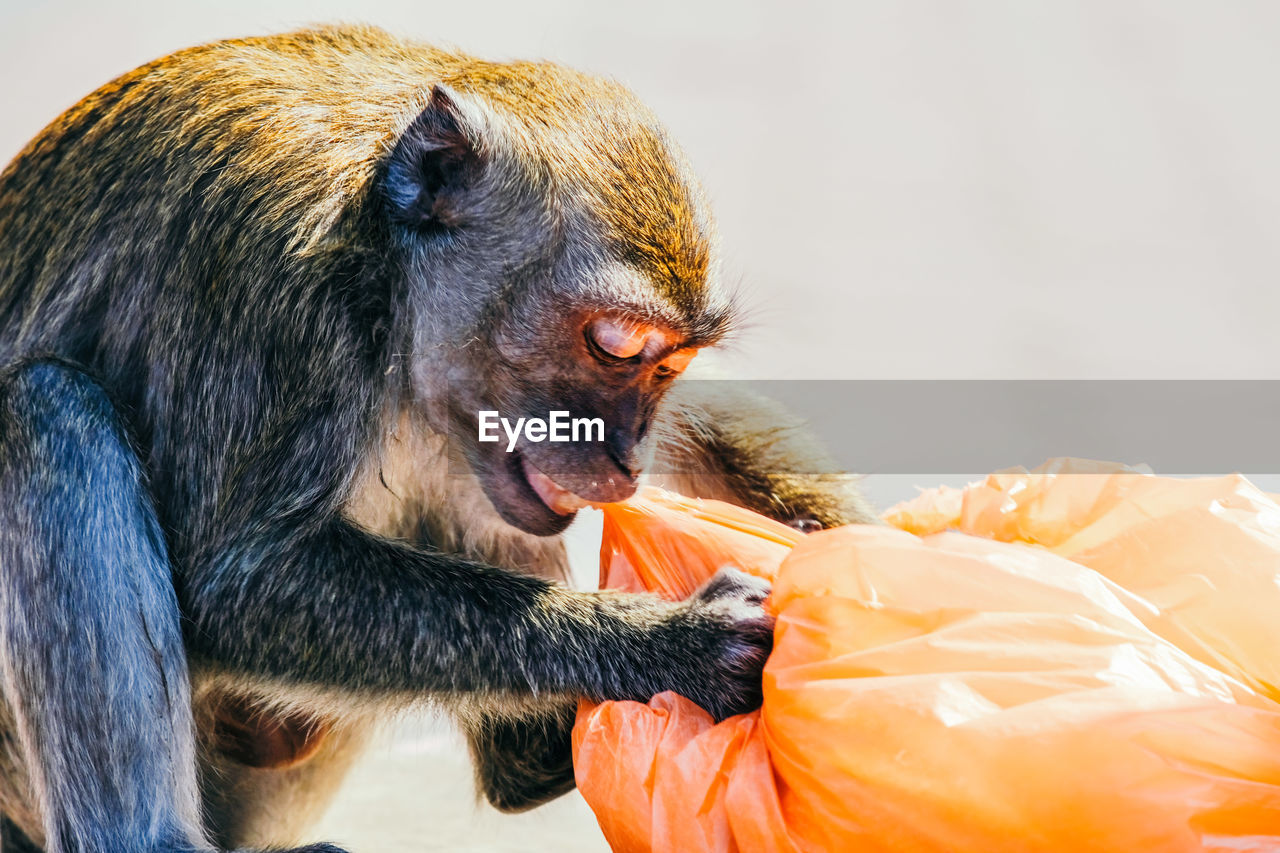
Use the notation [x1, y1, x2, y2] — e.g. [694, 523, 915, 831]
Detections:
[736, 380, 1280, 475]
[447, 380, 1280, 477]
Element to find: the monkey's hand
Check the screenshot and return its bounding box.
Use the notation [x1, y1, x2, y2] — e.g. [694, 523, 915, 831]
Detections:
[649, 566, 774, 721]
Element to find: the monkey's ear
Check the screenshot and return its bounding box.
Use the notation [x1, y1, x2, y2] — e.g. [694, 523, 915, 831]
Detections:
[385, 84, 485, 231]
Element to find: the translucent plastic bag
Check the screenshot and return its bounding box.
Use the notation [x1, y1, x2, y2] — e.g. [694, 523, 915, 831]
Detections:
[572, 465, 1280, 852]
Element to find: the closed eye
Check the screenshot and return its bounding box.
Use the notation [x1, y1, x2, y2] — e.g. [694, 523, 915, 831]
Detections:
[584, 328, 640, 366]
[587, 317, 650, 360]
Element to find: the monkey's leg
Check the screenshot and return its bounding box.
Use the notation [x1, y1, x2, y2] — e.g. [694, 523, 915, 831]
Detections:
[463, 701, 577, 813]
[651, 379, 881, 528]
[2, 816, 43, 853]
[0, 361, 343, 853]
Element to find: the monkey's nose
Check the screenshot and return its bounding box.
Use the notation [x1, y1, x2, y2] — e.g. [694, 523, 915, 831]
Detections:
[556, 465, 639, 505]
[606, 427, 643, 479]
[574, 468, 639, 504]
[521, 447, 639, 505]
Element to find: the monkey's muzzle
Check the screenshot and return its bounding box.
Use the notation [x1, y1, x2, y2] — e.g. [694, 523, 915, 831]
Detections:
[521, 456, 594, 515]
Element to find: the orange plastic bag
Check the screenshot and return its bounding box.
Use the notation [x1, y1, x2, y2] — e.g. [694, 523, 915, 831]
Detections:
[572, 464, 1280, 852]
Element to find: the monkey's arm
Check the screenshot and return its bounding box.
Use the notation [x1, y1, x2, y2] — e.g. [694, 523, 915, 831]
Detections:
[183, 518, 769, 720]
[648, 379, 880, 528]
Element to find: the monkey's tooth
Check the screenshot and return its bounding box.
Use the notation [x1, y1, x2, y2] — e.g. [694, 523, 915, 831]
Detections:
[521, 457, 590, 514]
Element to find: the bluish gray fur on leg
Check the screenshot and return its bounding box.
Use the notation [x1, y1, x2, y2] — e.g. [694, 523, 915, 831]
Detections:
[0, 360, 204, 853]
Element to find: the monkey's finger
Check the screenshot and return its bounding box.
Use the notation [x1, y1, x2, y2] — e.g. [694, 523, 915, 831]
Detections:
[695, 565, 772, 604]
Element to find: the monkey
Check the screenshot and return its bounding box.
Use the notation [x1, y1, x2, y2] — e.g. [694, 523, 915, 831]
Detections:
[0, 24, 876, 853]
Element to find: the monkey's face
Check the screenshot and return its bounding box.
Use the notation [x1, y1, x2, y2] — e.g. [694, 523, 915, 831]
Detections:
[409, 250, 721, 536]
[464, 308, 705, 536]
[386, 83, 731, 535]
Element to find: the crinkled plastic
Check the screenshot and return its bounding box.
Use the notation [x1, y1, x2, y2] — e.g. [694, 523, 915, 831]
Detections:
[593, 488, 805, 601]
[572, 463, 1280, 852]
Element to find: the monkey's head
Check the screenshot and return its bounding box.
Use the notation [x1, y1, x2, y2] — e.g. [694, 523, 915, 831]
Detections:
[382, 70, 733, 536]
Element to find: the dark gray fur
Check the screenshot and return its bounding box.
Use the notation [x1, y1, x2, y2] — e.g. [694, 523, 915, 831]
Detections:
[0, 25, 874, 852]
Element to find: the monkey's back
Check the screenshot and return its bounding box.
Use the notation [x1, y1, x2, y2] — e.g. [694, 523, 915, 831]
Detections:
[0, 26, 436, 365]
[0, 26, 462, 543]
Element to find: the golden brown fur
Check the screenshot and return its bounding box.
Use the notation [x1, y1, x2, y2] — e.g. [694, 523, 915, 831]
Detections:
[0, 24, 873, 851]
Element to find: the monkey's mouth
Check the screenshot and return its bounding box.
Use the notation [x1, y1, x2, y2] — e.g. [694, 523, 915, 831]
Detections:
[520, 456, 593, 515]
[472, 438, 637, 537]
[470, 449, 583, 537]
